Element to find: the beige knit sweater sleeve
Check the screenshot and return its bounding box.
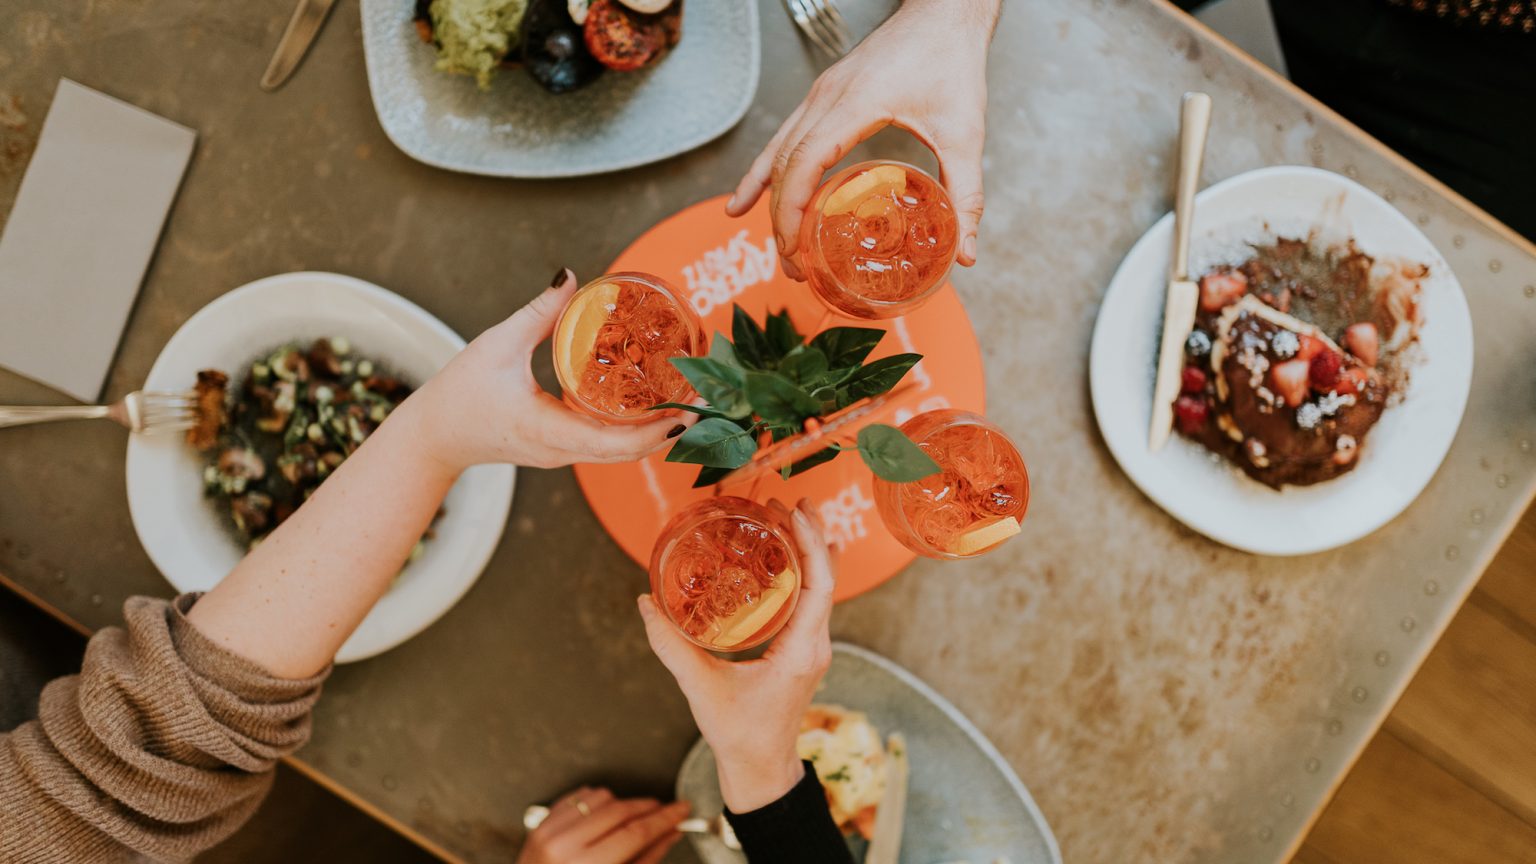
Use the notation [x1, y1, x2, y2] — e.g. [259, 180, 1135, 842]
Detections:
[0, 594, 329, 864]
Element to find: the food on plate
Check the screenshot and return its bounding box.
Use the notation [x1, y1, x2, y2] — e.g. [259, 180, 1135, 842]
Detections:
[414, 0, 682, 93]
[1173, 237, 1424, 487]
[417, 0, 531, 89]
[798, 705, 893, 840]
[187, 339, 422, 548]
[523, 0, 605, 93]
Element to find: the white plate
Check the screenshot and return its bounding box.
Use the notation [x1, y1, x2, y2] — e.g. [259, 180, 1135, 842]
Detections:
[126, 272, 516, 662]
[677, 643, 1062, 864]
[1089, 166, 1473, 556]
[360, 0, 760, 178]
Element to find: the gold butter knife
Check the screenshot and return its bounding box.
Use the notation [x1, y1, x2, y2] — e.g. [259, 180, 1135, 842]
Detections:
[260, 0, 339, 92]
[1149, 91, 1213, 452]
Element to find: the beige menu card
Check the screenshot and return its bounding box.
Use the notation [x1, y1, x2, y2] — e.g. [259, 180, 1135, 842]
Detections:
[0, 79, 196, 402]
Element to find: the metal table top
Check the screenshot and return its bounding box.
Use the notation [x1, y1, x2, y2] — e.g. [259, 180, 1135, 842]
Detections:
[1, 1, 1533, 862]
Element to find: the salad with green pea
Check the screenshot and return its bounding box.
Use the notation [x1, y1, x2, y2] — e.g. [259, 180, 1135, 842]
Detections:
[188, 338, 428, 550]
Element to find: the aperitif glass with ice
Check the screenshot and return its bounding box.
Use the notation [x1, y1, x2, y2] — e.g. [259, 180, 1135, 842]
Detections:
[649, 496, 802, 652]
[873, 409, 1029, 559]
[552, 272, 705, 424]
[799, 160, 959, 320]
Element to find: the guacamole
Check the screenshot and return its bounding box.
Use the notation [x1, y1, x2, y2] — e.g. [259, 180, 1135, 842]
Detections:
[429, 0, 530, 89]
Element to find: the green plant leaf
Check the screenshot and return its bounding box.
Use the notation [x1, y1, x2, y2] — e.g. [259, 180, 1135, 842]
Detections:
[786, 446, 839, 478]
[708, 332, 742, 369]
[666, 417, 758, 468]
[765, 309, 803, 359]
[670, 357, 751, 419]
[691, 465, 735, 488]
[839, 353, 923, 404]
[810, 327, 885, 369]
[649, 402, 727, 419]
[778, 346, 829, 386]
[731, 305, 771, 369]
[745, 371, 821, 425]
[856, 424, 940, 482]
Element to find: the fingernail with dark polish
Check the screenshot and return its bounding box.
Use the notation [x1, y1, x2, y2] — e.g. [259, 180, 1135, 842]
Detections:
[666, 424, 687, 438]
[550, 267, 571, 288]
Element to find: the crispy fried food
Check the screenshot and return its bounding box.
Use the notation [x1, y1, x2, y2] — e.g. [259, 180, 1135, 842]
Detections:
[186, 370, 229, 453]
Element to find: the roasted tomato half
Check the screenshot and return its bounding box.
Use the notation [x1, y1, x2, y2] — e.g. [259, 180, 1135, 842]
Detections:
[583, 0, 666, 71]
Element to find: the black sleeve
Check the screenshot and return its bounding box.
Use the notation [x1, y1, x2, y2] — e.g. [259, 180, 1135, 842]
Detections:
[723, 761, 855, 864]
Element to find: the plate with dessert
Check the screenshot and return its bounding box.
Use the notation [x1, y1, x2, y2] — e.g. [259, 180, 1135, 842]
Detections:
[676, 643, 1061, 863]
[1090, 166, 1473, 555]
[360, 0, 758, 177]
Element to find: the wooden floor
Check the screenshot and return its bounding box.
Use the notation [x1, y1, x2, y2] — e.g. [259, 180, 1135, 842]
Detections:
[1295, 503, 1536, 863]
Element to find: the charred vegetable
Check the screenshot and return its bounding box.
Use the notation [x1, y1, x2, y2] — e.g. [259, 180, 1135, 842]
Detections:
[190, 339, 417, 548]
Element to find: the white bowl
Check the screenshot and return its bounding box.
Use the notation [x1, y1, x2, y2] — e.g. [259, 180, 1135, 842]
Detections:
[1089, 166, 1474, 556]
[126, 272, 516, 662]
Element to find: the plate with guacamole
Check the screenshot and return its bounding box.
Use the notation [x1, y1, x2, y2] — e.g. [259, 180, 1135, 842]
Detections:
[361, 0, 760, 177]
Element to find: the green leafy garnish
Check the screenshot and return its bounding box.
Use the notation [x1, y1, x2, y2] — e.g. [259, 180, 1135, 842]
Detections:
[662, 305, 933, 487]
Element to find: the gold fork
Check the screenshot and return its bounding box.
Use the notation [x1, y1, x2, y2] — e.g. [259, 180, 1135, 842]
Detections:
[0, 390, 199, 433]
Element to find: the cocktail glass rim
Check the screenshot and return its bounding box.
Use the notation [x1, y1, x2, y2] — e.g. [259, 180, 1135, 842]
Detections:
[552, 271, 705, 424]
[649, 494, 803, 653]
[804, 159, 958, 320]
[874, 408, 1031, 560]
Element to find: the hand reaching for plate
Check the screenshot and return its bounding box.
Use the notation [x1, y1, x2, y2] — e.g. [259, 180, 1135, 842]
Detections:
[726, 0, 1002, 280]
[405, 269, 687, 473]
[516, 786, 690, 864]
[638, 499, 836, 813]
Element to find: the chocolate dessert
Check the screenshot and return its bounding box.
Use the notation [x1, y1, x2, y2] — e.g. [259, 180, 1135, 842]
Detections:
[1172, 239, 1423, 488]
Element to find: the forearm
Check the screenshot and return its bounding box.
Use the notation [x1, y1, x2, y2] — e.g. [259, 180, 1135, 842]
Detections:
[725, 761, 855, 864]
[187, 395, 456, 678]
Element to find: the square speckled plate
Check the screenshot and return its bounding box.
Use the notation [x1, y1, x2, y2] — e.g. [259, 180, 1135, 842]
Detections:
[677, 643, 1062, 864]
[360, 0, 760, 177]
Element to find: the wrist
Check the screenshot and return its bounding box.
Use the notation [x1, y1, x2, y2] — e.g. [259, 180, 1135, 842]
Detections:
[899, 0, 1001, 37]
[717, 754, 805, 814]
[385, 390, 465, 484]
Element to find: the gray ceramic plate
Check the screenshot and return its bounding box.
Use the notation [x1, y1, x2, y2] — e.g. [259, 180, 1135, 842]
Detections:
[677, 643, 1062, 864]
[359, 0, 760, 178]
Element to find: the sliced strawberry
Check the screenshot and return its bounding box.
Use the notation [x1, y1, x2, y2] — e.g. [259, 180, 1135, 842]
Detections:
[1294, 333, 1326, 362]
[1334, 366, 1372, 396]
[1344, 322, 1380, 367]
[1173, 395, 1209, 434]
[1198, 271, 1249, 312]
[1180, 366, 1207, 395]
[1270, 359, 1311, 408]
[1309, 351, 1341, 392]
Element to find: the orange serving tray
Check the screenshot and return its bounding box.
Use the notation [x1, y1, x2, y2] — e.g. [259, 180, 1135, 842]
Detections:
[573, 194, 987, 601]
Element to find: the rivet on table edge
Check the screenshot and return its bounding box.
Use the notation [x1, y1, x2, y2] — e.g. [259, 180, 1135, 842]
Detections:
[1489, 259, 1503, 273]
[1424, 579, 1440, 596]
[1400, 616, 1417, 633]
[1497, 474, 1510, 488]
[1304, 757, 1321, 773]
[1351, 686, 1369, 702]
[1374, 650, 1391, 666]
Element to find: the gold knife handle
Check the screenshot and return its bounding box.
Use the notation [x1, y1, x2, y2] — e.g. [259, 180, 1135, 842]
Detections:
[260, 0, 338, 92]
[1171, 92, 1212, 281]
